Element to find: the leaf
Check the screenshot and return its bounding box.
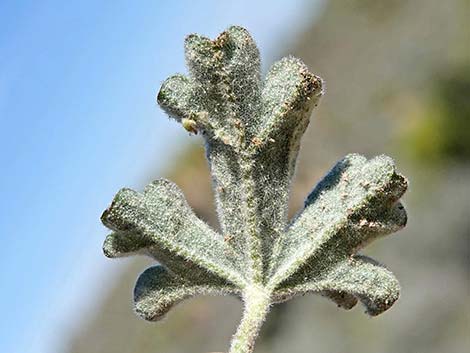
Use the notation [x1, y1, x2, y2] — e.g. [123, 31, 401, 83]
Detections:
[101, 179, 247, 288]
[134, 265, 239, 321]
[268, 154, 407, 289]
[274, 256, 400, 316]
[257, 56, 323, 145]
[101, 25, 410, 353]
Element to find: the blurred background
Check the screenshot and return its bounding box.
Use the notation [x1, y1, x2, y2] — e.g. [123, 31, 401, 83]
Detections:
[0, 1, 468, 352]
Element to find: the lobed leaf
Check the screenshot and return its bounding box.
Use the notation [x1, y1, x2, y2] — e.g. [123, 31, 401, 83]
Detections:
[274, 256, 400, 316]
[268, 154, 407, 288]
[102, 26, 410, 353]
[101, 179, 247, 288]
[134, 265, 239, 321]
[255, 56, 323, 146]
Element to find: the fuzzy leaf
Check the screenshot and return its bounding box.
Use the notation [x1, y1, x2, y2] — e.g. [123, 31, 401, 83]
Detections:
[101, 179, 247, 288]
[102, 26, 409, 353]
[134, 265, 239, 321]
[268, 154, 407, 289]
[257, 56, 323, 144]
[274, 256, 400, 316]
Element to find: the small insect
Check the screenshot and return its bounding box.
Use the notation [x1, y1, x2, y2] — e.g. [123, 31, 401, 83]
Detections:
[181, 118, 198, 134]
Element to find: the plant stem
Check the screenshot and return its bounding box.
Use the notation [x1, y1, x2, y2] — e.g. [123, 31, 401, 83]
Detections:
[239, 154, 263, 283]
[229, 287, 271, 353]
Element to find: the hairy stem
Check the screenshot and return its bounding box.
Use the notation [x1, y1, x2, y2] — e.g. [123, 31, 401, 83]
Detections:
[239, 153, 263, 283]
[229, 287, 271, 353]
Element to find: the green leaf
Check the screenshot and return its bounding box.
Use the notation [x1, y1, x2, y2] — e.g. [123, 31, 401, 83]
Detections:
[268, 154, 407, 288]
[101, 179, 247, 288]
[134, 265, 239, 321]
[102, 26, 409, 353]
[274, 256, 400, 316]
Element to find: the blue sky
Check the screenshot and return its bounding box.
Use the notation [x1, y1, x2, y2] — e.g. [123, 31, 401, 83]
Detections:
[0, 1, 322, 352]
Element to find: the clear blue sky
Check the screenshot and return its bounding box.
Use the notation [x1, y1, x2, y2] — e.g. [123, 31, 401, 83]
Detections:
[0, 1, 322, 352]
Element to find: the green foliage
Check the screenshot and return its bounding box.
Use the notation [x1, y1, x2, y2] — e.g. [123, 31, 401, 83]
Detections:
[101, 26, 408, 353]
[403, 67, 470, 164]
